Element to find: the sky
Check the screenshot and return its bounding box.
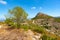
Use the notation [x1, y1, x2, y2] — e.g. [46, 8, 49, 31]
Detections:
[0, 0, 60, 20]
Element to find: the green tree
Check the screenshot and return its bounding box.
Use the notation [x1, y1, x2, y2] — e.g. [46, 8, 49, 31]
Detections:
[5, 6, 28, 29]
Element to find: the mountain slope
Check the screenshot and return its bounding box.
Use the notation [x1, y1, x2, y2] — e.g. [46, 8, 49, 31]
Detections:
[32, 12, 60, 37]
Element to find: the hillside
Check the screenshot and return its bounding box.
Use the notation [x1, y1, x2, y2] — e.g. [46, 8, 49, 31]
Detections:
[0, 23, 59, 40]
[32, 12, 60, 37]
[0, 24, 60, 40]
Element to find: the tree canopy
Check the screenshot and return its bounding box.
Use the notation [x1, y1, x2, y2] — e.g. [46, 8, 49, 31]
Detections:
[5, 6, 28, 28]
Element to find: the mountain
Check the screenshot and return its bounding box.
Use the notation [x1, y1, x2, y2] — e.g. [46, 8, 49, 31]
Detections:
[32, 12, 60, 37]
[32, 12, 53, 20]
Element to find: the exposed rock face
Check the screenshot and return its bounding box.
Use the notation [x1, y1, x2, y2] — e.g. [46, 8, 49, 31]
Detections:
[0, 29, 42, 40]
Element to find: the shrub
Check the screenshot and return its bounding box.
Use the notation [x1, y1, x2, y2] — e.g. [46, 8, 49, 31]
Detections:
[28, 23, 45, 33]
[20, 25, 29, 31]
[42, 34, 57, 40]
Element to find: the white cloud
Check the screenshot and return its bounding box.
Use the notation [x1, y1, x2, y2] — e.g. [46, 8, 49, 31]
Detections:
[0, 0, 7, 5]
[31, 7, 36, 10]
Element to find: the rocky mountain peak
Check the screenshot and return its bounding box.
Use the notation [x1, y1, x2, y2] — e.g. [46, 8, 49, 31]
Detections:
[32, 12, 53, 20]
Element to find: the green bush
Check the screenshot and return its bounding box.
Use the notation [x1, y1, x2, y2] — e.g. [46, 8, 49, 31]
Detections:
[20, 25, 29, 31]
[19, 23, 45, 33]
[42, 34, 57, 40]
[5, 18, 19, 29]
[28, 23, 45, 33]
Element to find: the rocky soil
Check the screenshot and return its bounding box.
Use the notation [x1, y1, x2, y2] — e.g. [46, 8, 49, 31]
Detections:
[0, 29, 41, 40]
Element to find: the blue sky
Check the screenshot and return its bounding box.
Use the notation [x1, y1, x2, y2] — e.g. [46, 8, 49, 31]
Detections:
[0, 0, 60, 20]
